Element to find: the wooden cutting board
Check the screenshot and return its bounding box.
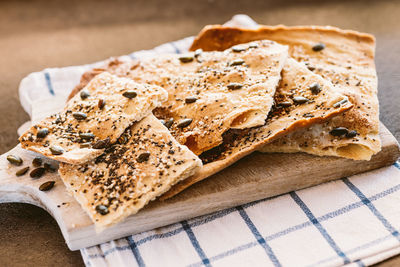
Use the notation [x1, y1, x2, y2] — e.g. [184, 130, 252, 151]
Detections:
[0, 122, 398, 250]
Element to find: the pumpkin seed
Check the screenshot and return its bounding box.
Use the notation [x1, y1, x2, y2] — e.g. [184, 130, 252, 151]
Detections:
[227, 83, 243, 90]
[39, 181, 55, 191]
[37, 128, 49, 138]
[230, 59, 245, 66]
[163, 118, 174, 129]
[54, 115, 62, 124]
[333, 98, 348, 108]
[178, 54, 194, 63]
[312, 43, 326, 52]
[303, 113, 314, 118]
[16, 166, 30, 176]
[122, 90, 138, 99]
[232, 45, 247, 52]
[248, 43, 259, 49]
[80, 89, 90, 100]
[32, 157, 42, 167]
[118, 135, 128, 144]
[185, 96, 198, 104]
[307, 65, 316, 71]
[50, 146, 64, 155]
[346, 130, 358, 138]
[44, 163, 57, 172]
[79, 142, 92, 148]
[309, 82, 322, 94]
[79, 132, 95, 140]
[72, 112, 87, 120]
[279, 101, 292, 108]
[92, 137, 110, 149]
[137, 152, 151, 163]
[293, 96, 309, 104]
[96, 205, 109, 215]
[7, 155, 23, 166]
[177, 118, 192, 128]
[98, 99, 106, 109]
[330, 127, 349, 137]
[30, 167, 46, 178]
[194, 49, 203, 58]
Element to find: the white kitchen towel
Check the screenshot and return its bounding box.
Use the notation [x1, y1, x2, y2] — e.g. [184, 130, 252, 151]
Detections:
[18, 15, 400, 267]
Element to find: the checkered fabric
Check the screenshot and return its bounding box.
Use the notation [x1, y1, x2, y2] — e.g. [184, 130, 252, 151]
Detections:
[18, 15, 400, 267]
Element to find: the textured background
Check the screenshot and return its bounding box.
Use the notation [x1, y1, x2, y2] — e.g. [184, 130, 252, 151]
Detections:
[0, 0, 399, 266]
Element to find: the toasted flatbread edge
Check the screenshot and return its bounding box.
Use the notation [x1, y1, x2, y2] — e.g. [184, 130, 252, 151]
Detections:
[161, 100, 352, 199]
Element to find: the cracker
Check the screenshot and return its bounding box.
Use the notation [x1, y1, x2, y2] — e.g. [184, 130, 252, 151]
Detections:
[190, 25, 380, 160]
[161, 58, 353, 198]
[20, 72, 167, 164]
[58, 114, 202, 229]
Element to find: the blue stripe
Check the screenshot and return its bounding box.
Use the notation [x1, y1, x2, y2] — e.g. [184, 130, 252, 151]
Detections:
[343, 178, 400, 241]
[136, 226, 185, 246]
[181, 220, 211, 266]
[188, 240, 259, 267]
[310, 234, 394, 266]
[86, 183, 400, 260]
[126, 236, 145, 267]
[169, 42, 181, 54]
[236, 206, 281, 267]
[191, 181, 400, 267]
[290, 192, 351, 264]
[44, 72, 55, 95]
[394, 161, 400, 170]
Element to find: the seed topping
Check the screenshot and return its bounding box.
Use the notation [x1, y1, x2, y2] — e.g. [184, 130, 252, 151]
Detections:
[16, 167, 30, 176]
[178, 54, 194, 63]
[32, 157, 42, 167]
[39, 181, 55, 191]
[312, 43, 326, 52]
[122, 90, 138, 99]
[293, 96, 309, 104]
[329, 127, 349, 137]
[7, 155, 23, 166]
[137, 152, 151, 163]
[30, 167, 46, 178]
[309, 82, 322, 94]
[177, 118, 193, 128]
[96, 205, 109, 215]
[227, 83, 243, 90]
[37, 128, 49, 138]
[185, 96, 198, 104]
[50, 146, 64, 155]
[72, 112, 87, 120]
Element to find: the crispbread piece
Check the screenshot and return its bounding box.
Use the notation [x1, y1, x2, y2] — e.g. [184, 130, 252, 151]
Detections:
[190, 25, 380, 160]
[68, 40, 289, 155]
[161, 58, 353, 198]
[58, 114, 202, 229]
[20, 72, 167, 164]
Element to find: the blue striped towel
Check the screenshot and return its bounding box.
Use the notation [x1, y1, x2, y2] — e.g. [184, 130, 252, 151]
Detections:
[18, 15, 400, 267]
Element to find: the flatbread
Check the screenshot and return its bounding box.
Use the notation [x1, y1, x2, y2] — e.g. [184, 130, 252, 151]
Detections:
[20, 72, 167, 164]
[161, 57, 353, 198]
[58, 114, 202, 229]
[190, 25, 380, 160]
[69, 40, 289, 155]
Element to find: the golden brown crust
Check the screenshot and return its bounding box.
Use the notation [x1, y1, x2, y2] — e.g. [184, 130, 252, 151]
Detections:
[190, 25, 380, 160]
[190, 25, 375, 52]
[161, 58, 353, 199]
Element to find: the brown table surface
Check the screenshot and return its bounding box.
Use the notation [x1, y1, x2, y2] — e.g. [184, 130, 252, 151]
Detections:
[0, 0, 399, 266]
